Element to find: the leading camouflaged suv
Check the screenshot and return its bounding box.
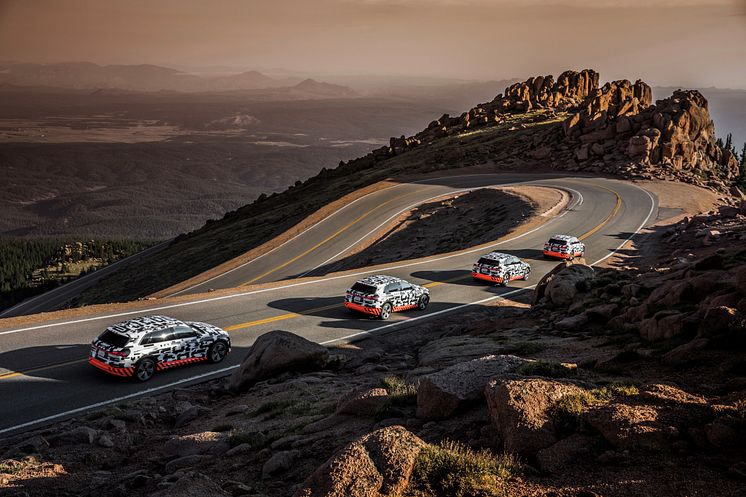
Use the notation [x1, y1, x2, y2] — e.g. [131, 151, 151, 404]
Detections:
[472, 252, 531, 286]
[344, 275, 430, 320]
[89, 315, 230, 382]
[543, 234, 585, 260]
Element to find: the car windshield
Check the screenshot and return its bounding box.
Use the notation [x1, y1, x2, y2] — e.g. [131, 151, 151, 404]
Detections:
[98, 330, 130, 348]
[351, 282, 377, 294]
[547, 238, 568, 245]
[477, 257, 502, 266]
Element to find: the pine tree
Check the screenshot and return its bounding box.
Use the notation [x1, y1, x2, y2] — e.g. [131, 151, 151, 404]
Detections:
[725, 133, 733, 152]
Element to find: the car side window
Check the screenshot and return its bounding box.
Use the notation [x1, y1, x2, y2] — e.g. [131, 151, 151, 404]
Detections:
[141, 328, 175, 345]
[400, 282, 413, 291]
[173, 325, 198, 340]
[385, 282, 401, 293]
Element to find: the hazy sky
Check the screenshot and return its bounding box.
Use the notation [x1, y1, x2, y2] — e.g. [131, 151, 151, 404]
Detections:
[1, 0, 745, 88]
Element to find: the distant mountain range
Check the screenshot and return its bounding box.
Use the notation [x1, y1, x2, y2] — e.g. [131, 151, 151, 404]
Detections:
[0, 62, 357, 96]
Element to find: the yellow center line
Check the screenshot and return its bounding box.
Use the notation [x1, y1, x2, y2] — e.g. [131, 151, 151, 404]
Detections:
[0, 187, 625, 382]
[0, 358, 87, 380]
[579, 186, 622, 240]
[240, 192, 411, 286]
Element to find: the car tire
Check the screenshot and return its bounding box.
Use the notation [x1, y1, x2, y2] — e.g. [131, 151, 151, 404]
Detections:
[208, 340, 229, 364]
[379, 302, 392, 320]
[418, 295, 430, 311]
[134, 358, 156, 382]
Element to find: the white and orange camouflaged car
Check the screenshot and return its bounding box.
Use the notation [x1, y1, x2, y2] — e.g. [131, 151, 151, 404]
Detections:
[472, 252, 531, 286]
[89, 315, 230, 382]
[543, 234, 585, 260]
[344, 275, 430, 320]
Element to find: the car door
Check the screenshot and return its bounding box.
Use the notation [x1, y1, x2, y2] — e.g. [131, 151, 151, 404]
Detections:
[142, 328, 177, 362]
[172, 325, 202, 358]
[399, 280, 415, 306]
[384, 281, 402, 307]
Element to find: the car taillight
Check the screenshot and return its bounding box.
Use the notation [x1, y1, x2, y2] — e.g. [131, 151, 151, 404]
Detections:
[109, 348, 130, 357]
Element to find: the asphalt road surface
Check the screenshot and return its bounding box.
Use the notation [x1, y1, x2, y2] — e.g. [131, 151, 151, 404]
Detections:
[0, 173, 657, 436]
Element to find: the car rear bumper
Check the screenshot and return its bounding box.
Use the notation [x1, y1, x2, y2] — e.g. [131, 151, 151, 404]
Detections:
[543, 250, 574, 259]
[344, 301, 381, 316]
[472, 271, 504, 283]
[89, 357, 134, 378]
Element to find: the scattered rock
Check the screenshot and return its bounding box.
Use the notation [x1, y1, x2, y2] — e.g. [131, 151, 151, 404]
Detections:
[152, 472, 230, 497]
[485, 377, 587, 458]
[263, 450, 299, 478]
[165, 455, 212, 474]
[163, 432, 230, 458]
[417, 336, 498, 367]
[295, 426, 424, 497]
[585, 403, 677, 451]
[47, 426, 98, 446]
[536, 434, 596, 473]
[416, 354, 527, 419]
[336, 387, 390, 417]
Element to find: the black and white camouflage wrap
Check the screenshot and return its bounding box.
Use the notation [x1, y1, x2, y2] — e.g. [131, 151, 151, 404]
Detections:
[472, 252, 531, 283]
[90, 315, 229, 373]
[345, 275, 429, 314]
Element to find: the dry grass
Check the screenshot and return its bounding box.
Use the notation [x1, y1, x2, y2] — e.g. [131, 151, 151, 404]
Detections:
[407, 441, 520, 497]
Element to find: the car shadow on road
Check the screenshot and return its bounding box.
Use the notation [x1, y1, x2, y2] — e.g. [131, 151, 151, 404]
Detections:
[267, 296, 344, 319]
[410, 269, 474, 286]
[0, 344, 251, 385]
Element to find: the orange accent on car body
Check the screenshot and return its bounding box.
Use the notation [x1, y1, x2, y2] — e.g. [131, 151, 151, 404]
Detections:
[543, 250, 572, 259]
[88, 357, 134, 377]
[156, 356, 208, 371]
[393, 303, 418, 312]
[344, 301, 382, 316]
[472, 271, 504, 283]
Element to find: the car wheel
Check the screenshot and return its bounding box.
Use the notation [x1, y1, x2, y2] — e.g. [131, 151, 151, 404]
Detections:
[208, 341, 228, 363]
[418, 295, 430, 310]
[379, 302, 392, 320]
[134, 358, 156, 382]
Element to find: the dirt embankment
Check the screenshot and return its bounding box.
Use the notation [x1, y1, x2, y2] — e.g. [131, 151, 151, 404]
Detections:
[311, 185, 566, 275]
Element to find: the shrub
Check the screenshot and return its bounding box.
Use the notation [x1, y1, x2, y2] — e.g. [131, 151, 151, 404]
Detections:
[407, 441, 520, 497]
[382, 376, 417, 406]
[516, 360, 576, 378]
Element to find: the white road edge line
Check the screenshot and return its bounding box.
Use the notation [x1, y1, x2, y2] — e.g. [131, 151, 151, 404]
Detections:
[0, 182, 654, 436]
[0, 183, 583, 337]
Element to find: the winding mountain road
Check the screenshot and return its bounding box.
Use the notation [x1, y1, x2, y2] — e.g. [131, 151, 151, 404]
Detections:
[0, 173, 657, 436]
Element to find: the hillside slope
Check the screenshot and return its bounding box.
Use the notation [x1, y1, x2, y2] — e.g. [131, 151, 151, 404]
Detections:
[77, 69, 742, 306]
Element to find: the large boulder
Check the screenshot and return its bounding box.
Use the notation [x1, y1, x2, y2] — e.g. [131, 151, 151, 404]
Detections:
[230, 330, 329, 392]
[535, 263, 595, 307]
[484, 378, 587, 458]
[416, 355, 527, 419]
[294, 426, 425, 497]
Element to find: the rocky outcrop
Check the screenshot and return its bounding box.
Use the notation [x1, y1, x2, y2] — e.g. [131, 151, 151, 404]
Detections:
[564, 85, 739, 188]
[295, 426, 425, 497]
[484, 378, 587, 458]
[230, 330, 329, 392]
[416, 355, 527, 419]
